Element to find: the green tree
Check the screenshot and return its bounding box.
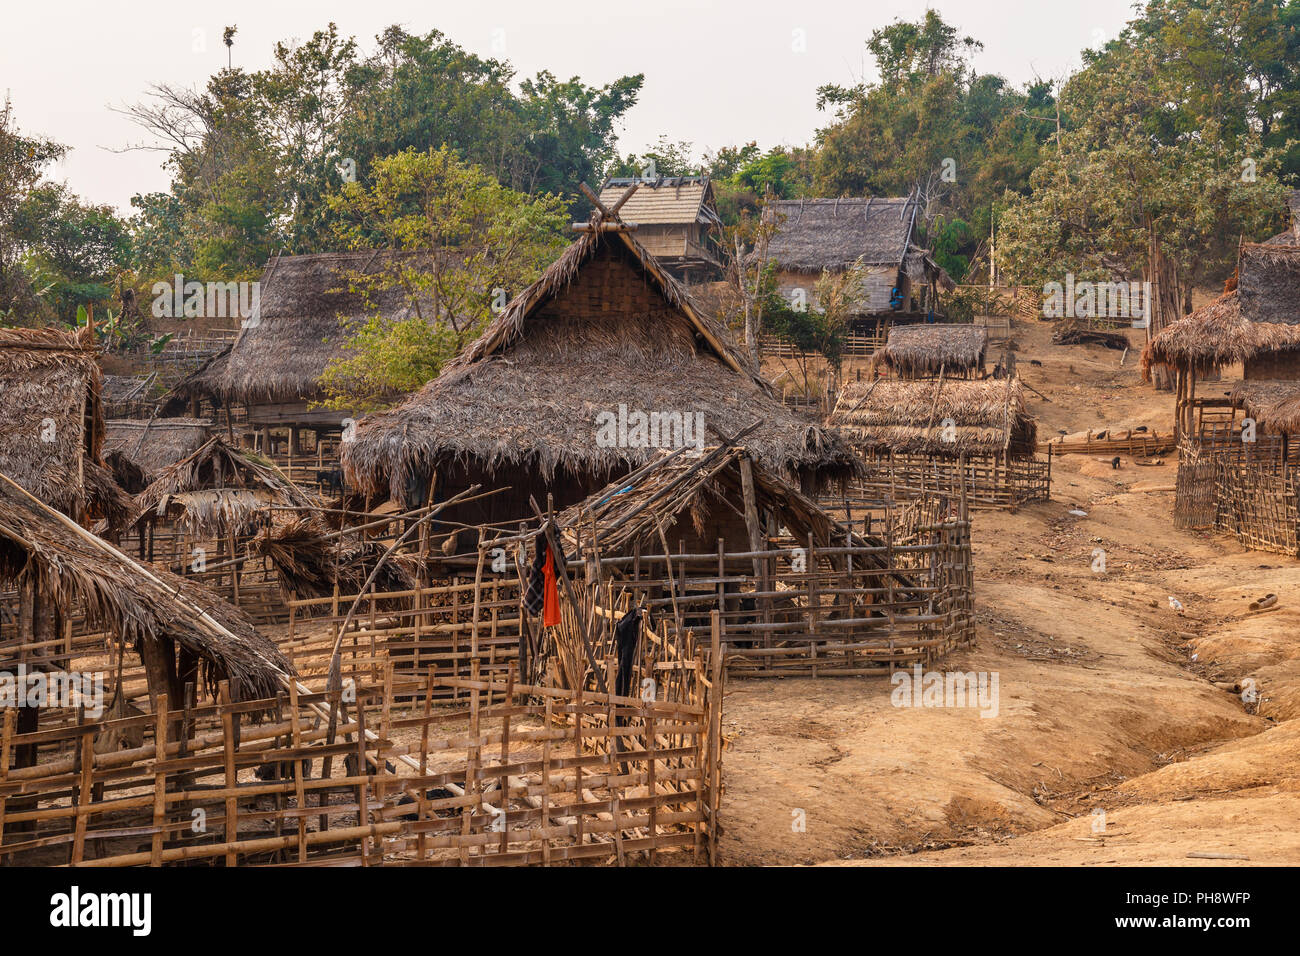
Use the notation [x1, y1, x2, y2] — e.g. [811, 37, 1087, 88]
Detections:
[997, 3, 1290, 300]
[319, 147, 568, 409]
[0, 97, 66, 321]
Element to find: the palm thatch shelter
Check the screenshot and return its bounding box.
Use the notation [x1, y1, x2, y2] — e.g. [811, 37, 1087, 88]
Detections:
[830, 377, 1048, 507]
[598, 176, 723, 283]
[1228, 380, 1300, 435]
[870, 324, 988, 379]
[126, 436, 323, 621]
[132, 436, 319, 541]
[1142, 254, 1300, 445]
[0, 325, 105, 520]
[104, 418, 211, 491]
[170, 251, 437, 455]
[344, 207, 858, 553]
[762, 196, 956, 349]
[1238, 243, 1300, 330]
[0, 471, 293, 777]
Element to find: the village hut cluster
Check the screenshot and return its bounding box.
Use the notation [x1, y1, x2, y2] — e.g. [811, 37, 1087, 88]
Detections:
[1143, 200, 1300, 555]
[0, 181, 999, 868]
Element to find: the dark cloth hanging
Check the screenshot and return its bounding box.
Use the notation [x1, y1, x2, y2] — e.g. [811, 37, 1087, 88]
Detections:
[614, 606, 643, 698]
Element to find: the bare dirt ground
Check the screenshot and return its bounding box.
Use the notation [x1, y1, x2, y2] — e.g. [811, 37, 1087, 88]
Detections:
[721, 319, 1300, 867]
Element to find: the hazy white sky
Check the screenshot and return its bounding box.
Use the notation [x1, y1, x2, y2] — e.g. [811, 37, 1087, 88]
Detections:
[2, 0, 1140, 213]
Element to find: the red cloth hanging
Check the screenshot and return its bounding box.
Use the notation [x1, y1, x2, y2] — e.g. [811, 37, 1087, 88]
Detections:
[542, 545, 561, 627]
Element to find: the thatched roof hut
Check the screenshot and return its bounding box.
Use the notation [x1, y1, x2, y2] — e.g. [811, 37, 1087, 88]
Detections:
[539, 443, 861, 558]
[1238, 243, 1300, 326]
[105, 418, 211, 488]
[343, 223, 858, 533]
[0, 473, 292, 699]
[0, 325, 104, 518]
[870, 324, 987, 379]
[598, 177, 722, 279]
[830, 378, 1038, 458]
[1140, 289, 1300, 381]
[761, 197, 954, 317]
[132, 436, 320, 537]
[178, 251, 436, 427]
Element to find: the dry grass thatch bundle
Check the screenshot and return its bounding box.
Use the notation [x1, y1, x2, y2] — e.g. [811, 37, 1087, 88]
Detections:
[0, 473, 292, 698]
[871, 323, 987, 377]
[0, 325, 103, 516]
[830, 377, 1038, 457]
[132, 436, 321, 536]
[343, 227, 859, 502]
[1141, 289, 1300, 380]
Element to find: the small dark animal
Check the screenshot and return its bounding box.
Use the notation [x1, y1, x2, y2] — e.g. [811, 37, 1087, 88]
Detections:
[1111, 456, 1121, 470]
[396, 786, 462, 820]
[1030, 359, 1043, 366]
[316, 468, 345, 496]
[343, 754, 396, 777]
[254, 758, 311, 781]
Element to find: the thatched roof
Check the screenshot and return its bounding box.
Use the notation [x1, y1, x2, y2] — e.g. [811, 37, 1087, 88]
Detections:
[0, 472, 292, 699]
[764, 197, 953, 281]
[214, 250, 437, 406]
[133, 436, 321, 536]
[538, 444, 861, 558]
[599, 177, 721, 227]
[1238, 243, 1300, 325]
[343, 225, 859, 501]
[1140, 290, 1300, 380]
[0, 325, 103, 517]
[871, 324, 987, 377]
[105, 418, 211, 483]
[1228, 380, 1300, 434]
[830, 377, 1038, 458]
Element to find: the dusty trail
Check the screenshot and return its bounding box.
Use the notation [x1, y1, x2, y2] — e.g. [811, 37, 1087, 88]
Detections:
[719, 320, 1300, 866]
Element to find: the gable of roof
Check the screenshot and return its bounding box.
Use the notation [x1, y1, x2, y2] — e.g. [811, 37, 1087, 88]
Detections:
[765, 197, 919, 273]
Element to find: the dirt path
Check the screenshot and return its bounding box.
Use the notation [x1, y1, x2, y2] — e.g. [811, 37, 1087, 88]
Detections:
[719, 320, 1300, 866]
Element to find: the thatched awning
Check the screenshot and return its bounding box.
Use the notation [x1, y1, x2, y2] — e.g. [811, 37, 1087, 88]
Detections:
[0, 325, 103, 516]
[105, 418, 211, 484]
[1140, 290, 1300, 380]
[133, 436, 321, 536]
[1238, 243, 1300, 325]
[344, 226, 860, 502]
[871, 324, 987, 377]
[830, 377, 1038, 458]
[1228, 380, 1300, 434]
[540, 445, 853, 556]
[0, 473, 292, 699]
